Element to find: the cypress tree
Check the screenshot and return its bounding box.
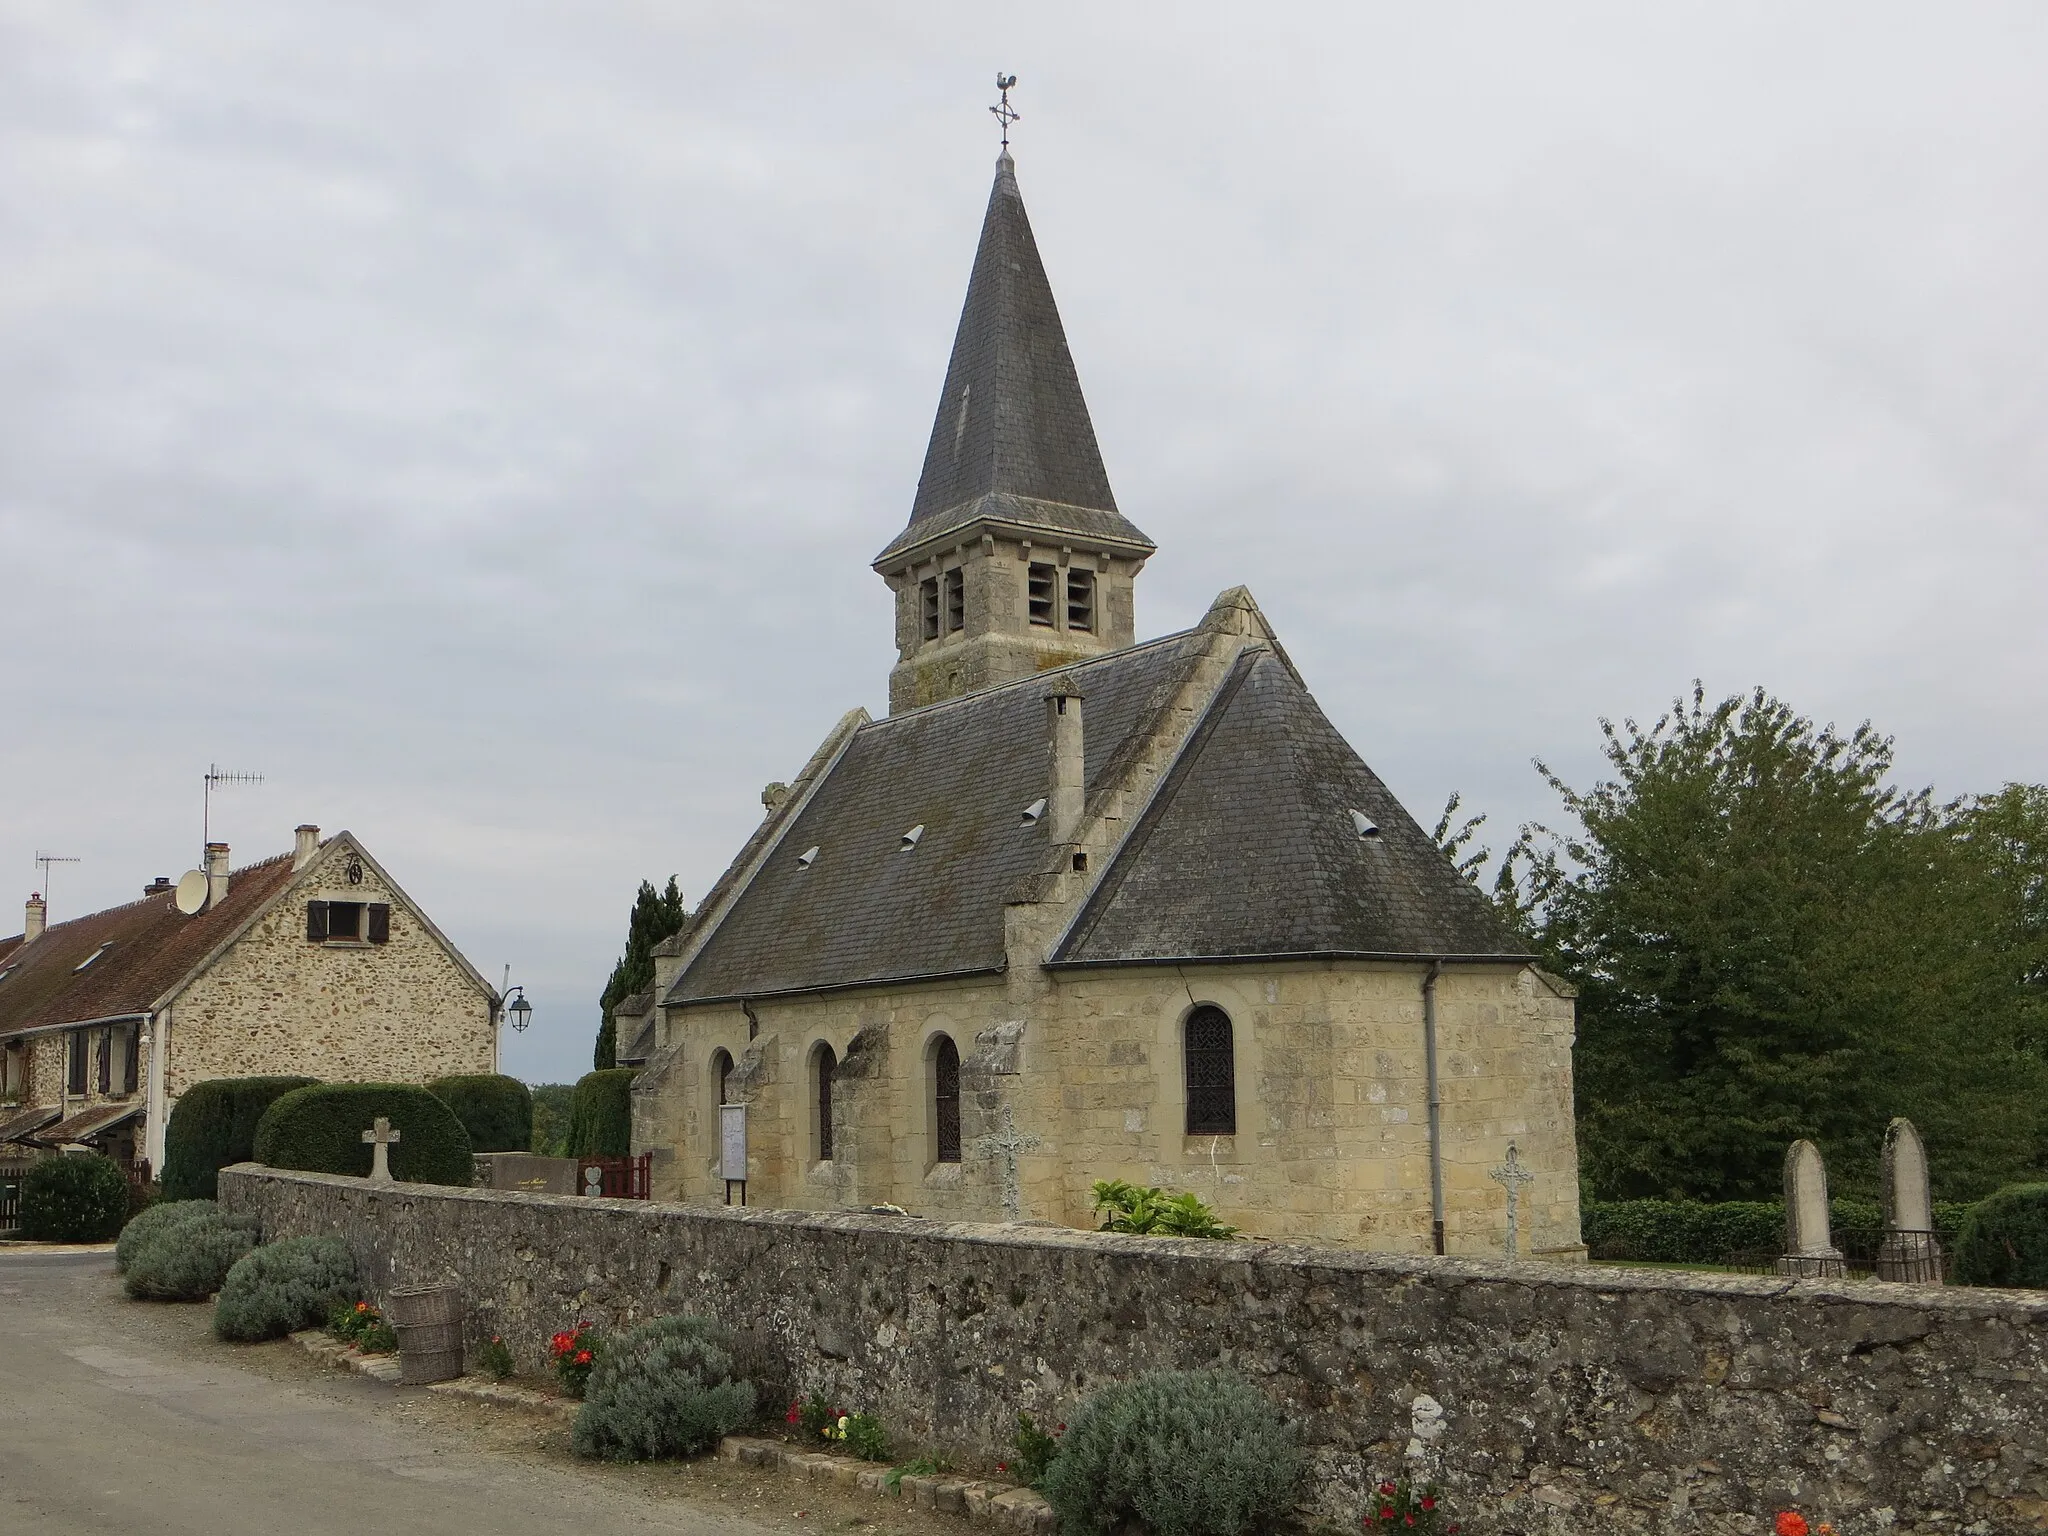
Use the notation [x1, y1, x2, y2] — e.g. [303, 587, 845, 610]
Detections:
[595, 877, 688, 1070]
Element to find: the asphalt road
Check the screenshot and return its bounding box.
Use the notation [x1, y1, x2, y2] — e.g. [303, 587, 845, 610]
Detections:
[0, 1247, 941, 1536]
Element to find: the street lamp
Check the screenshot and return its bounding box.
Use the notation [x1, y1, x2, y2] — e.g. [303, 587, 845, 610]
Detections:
[499, 965, 533, 1032]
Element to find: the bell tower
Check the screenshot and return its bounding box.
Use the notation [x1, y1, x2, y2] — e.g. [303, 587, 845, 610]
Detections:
[875, 150, 1155, 714]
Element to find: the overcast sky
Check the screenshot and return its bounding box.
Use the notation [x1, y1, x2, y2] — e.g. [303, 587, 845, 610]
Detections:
[3, 4, 2043, 1084]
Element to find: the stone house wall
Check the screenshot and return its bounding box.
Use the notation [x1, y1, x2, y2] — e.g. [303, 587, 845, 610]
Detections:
[220, 1165, 2048, 1534]
[635, 959, 1581, 1259]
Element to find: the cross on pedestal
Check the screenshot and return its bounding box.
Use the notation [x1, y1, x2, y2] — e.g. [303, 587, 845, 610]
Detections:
[973, 1100, 1042, 1219]
[1488, 1141, 1536, 1259]
[362, 1117, 401, 1183]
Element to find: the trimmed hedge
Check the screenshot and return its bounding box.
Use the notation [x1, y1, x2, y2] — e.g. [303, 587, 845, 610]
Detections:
[214, 1235, 358, 1341]
[571, 1314, 757, 1462]
[1581, 1197, 1977, 1264]
[20, 1154, 130, 1242]
[1041, 1369, 1301, 1536]
[427, 1074, 534, 1154]
[125, 1212, 257, 1301]
[568, 1068, 636, 1158]
[252, 1083, 474, 1186]
[1954, 1183, 2048, 1289]
[161, 1076, 318, 1200]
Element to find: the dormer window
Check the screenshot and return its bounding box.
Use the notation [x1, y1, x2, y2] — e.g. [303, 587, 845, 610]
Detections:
[74, 943, 112, 973]
[1027, 563, 1056, 626]
[900, 824, 925, 852]
[1066, 567, 1095, 632]
[944, 567, 965, 633]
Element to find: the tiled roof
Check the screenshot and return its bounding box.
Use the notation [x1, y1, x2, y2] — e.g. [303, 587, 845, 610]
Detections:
[875, 152, 1152, 569]
[35, 1100, 143, 1146]
[1054, 651, 1529, 965]
[668, 631, 1209, 1003]
[0, 1104, 60, 1145]
[0, 853, 299, 1040]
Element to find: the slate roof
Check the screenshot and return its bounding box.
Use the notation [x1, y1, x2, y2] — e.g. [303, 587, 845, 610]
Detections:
[35, 1100, 143, 1147]
[1054, 651, 1529, 965]
[876, 152, 1153, 567]
[0, 1104, 60, 1145]
[667, 631, 1209, 1003]
[0, 854, 300, 1041]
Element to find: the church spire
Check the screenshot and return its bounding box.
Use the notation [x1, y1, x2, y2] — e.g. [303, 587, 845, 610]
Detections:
[877, 145, 1156, 715]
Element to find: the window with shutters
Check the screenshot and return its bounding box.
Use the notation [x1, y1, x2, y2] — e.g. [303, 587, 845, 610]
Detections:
[121, 1025, 141, 1097]
[68, 1030, 89, 1095]
[1183, 1005, 1237, 1135]
[932, 1035, 961, 1164]
[1027, 563, 1056, 626]
[920, 577, 940, 641]
[812, 1042, 837, 1162]
[307, 900, 391, 945]
[95, 1028, 112, 1095]
[1066, 568, 1095, 632]
[944, 567, 965, 632]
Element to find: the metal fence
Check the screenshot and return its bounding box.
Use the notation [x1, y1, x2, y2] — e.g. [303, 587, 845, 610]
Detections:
[0, 1163, 29, 1236]
[576, 1153, 652, 1200]
[1724, 1226, 1956, 1284]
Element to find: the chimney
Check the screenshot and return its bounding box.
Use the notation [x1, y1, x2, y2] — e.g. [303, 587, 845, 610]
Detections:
[204, 843, 231, 910]
[293, 824, 320, 871]
[144, 877, 173, 898]
[22, 893, 45, 944]
[1045, 679, 1084, 845]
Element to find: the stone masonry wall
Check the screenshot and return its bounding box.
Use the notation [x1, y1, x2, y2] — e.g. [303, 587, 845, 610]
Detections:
[221, 1164, 2048, 1535]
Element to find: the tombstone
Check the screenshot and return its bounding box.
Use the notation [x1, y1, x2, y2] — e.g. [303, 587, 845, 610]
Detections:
[1876, 1117, 1944, 1284]
[361, 1117, 401, 1184]
[1775, 1139, 1845, 1278]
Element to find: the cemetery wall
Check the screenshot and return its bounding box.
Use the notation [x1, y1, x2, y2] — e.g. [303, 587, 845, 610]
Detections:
[219, 1164, 2048, 1535]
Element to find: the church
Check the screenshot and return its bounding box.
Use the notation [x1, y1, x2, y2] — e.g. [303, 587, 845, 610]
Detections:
[622, 148, 1584, 1260]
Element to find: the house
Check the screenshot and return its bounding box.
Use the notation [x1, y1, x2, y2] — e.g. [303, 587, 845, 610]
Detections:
[0, 825, 498, 1175]
[619, 150, 1584, 1258]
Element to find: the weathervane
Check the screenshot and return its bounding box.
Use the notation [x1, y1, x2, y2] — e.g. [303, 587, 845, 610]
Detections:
[990, 73, 1019, 149]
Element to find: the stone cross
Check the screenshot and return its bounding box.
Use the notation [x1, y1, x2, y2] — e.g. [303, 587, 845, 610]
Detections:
[361, 1117, 401, 1183]
[973, 1100, 1042, 1220]
[1488, 1142, 1536, 1259]
[1877, 1117, 1944, 1284]
[1776, 1138, 1844, 1278]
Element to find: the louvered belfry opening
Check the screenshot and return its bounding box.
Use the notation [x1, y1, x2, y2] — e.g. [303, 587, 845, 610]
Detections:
[814, 1043, 837, 1161]
[1184, 1005, 1237, 1135]
[933, 1035, 962, 1163]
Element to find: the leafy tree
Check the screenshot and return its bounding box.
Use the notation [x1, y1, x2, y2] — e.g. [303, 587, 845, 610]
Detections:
[595, 878, 688, 1070]
[1447, 686, 2047, 1203]
[529, 1082, 576, 1156]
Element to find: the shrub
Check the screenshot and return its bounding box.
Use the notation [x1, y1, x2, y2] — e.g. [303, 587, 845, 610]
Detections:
[328, 1299, 397, 1352]
[160, 1076, 318, 1201]
[252, 1083, 474, 1186]
[478, 1334, 515, 1379]
[124, 1211, 258, 1301]
[19, 1154, 130, 1242]
[530, 1082, 575, 1155]
[1091, 1180, 1238, 1239]
[825, 1412, 890, 1462]
[551, 1321, 603, 1398]
[1954, 1183, 2048, 1289]
[788, 1393, 839, 1437]
[1577, 1198, 1936, 1264]
[1012, 1412, 1065, 1486]
[116, 1198, 251, 1273]
[570, 1313, 757, 1462]
[1040, 1369, 1300, 1536]
[214, 1236, 358, 1341]
[568, 1068, 636, 1157]
[426, 1074, 534, 1154]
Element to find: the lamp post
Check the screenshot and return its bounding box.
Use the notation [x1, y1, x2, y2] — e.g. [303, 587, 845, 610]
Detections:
[497, 965, 533, 1070]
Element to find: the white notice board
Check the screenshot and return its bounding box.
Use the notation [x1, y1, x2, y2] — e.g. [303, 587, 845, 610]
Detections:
[719, 1104, 748, 1182]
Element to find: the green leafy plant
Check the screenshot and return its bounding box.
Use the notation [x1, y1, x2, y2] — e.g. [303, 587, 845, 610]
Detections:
[19, 1154, 130, 1242]
[426, 1074, 534, 1154]
[567, 1069, 637, 1158]
[1040, 1369, 1300, 1536]
[887, 1454, 952, 1492]
[123, 1210, 256, 1301]
[595, 876, 688, 1070]
[251, 1083, 474, 1186]
[116, 1199, 256, 1273]
[824, 1412, 890, 1462]
[1010, 1412, 1064, 1486]
[214, 1236, 358, 1341]
[787, 1393, 839, 1438]
[328, 1299, 397, 1352]
[550, 1321, 602, 1398]
[1091, 1180, 1238, 1239]
[570, 1313, 756, 1462]
[1954, 1183, 2048, 1288]
[160, 1076, 319, 1201]
[529, 1083, 575, 1156]
[1365, 1476, 1455, 1533]
[478, 1334, 515, 1379]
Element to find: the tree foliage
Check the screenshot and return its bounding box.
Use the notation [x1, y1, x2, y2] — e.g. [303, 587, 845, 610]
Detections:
[1445, 686, 2047, 1203]
[595, 877, 688, 1070]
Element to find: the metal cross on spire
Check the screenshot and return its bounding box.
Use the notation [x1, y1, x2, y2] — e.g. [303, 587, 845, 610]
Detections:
[989, 73, 1019, 149]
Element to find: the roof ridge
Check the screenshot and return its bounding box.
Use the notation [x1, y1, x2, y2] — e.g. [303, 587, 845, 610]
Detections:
[18, 849, 297, 939]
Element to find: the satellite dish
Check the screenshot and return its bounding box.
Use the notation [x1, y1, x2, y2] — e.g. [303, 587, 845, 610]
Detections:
[174, 870, 209, 916]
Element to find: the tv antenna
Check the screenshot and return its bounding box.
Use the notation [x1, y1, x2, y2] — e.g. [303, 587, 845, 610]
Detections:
[33, 851, 80, 922]
[203, 764, 265, 848]
[990, 73, 1019, 149]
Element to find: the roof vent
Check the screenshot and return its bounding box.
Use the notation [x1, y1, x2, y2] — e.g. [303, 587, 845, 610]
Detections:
[74, 942, 113, 973]
[900, 824, 925, 852]
[797, 846, 820, 870]
[1350, 810, 1381, 840]
[1021, 797, 1047, 826]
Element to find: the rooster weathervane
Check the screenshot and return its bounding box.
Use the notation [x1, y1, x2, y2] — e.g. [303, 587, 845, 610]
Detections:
[990, 73, 1019, 149]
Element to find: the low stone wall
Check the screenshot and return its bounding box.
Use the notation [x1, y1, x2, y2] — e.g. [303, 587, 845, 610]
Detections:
[218, 1165, 2048, 1535]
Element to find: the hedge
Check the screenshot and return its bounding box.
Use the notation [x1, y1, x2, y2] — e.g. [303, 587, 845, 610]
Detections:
[568, 1068, 636, 1158]
[427, 1074, 533, 1154]
[1581, 1197, 1978, 1264]
[1954, 1183, 2048, 1289]
[19, 1154, 131, 1242]
[161, 1076, 318, 1200]
[252, 1083, 474, 1186]
[214, 1235, 358, 1341]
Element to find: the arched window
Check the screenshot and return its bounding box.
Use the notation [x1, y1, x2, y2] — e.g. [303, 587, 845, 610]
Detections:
[1184, 1005, 1236, 1135]
[712, 1048, 733, 1106]
[932, 1035, 961, 1164]
[813, 1042, 837, 1161]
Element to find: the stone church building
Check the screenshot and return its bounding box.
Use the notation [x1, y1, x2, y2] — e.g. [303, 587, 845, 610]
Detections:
[624, 151, 1583, 1259]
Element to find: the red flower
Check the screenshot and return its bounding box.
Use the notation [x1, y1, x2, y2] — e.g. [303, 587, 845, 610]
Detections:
[1404, 1519, 1415, 1528]
[1420, 1497, 1435, 1511]
[1056, 1424, 1066, 1434]
[1776, 1516, 1809, 1536]
[574, 1349, 592, 1365]
[1379, 1482, 1395, 1495]
[1378, 1510, 1394, 1522]
[997, 1464, 1008, 1474]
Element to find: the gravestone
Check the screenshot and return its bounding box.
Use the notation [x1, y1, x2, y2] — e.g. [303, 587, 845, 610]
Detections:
[361, 1117, 401, 1184]
[1876, 1117, 1944, 1284]
[1776, 1139, 1845, 1278]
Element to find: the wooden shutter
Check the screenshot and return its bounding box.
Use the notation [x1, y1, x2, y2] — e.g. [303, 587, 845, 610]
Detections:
[366, 903, 391, 944]
[68, 1031, 88, 1094]
[123, 1026, 142, 1096]
[305, 900, 329, 941]
[96, 1030, 112, 1094]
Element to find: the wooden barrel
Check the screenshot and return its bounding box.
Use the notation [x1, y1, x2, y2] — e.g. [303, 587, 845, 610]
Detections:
[395, 1321, 464, 1384]
[385, 1284, 462, 1328]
